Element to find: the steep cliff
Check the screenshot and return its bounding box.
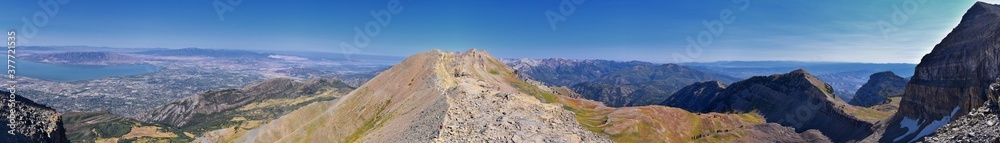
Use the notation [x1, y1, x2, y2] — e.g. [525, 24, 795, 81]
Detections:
[878, 2, 1000, 142]
[0, 91, 69, 142]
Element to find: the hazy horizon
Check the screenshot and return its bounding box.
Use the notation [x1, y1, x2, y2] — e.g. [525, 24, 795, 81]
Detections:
[4, 1, 994, 63]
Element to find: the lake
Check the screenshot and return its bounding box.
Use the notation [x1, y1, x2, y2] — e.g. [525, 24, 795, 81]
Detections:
[14, 60, 162, 82]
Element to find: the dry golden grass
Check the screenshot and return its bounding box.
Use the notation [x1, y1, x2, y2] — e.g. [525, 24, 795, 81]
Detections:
[122, 126, 177, 139]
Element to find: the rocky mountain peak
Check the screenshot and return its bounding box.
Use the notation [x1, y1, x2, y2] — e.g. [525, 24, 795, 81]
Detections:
[878, 2, 1000, 142]
[849, 71, 908, 107]
[870, 71, 902, 81]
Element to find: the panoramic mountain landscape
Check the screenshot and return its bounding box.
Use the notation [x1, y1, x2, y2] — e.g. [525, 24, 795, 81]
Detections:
[3, 0, 1000, 143]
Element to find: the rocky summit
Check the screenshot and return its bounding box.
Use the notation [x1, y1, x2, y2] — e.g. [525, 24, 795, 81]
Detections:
[0, 91, 69, 143]
[666, 69, 873, 142]
[878, 2, 1000, 142]
[849, 71, 908, 107]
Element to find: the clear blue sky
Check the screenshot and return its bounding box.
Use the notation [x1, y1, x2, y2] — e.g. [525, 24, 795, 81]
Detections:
[0, 0, 992, 63]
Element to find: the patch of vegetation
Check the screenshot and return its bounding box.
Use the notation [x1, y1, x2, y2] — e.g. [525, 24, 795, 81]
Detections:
[179, 93, 340, 135]
[344, 100, 393, 143]
[94, 123, 132, 138]
[505, 76, 558, 103]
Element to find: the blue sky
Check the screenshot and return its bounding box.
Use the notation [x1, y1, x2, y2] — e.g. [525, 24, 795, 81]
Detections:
[0, 0, 992, 63]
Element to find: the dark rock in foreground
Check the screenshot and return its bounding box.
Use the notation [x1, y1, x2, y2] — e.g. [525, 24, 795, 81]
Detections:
[0, 91, 69, 143]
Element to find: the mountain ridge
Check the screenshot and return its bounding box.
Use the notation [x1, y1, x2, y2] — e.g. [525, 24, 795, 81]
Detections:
[665, 69, 874, 142]
[877, 2, 1000, 142]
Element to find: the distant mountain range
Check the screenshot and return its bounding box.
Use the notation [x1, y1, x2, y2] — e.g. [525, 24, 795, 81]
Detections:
[22, 51, 144, 65]
[135, 47, 273, 58]
[682, 61, 917, 101]
[663, 69, 873, 142]
[570, 64, 739, 107]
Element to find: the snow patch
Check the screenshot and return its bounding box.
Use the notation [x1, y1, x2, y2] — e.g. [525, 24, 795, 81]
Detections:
[893, 106, 961, 143]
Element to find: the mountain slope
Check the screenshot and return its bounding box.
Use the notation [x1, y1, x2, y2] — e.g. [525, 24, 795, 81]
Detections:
[138, 78, 353, 135]
[659, 81, 728, 112]
[570, 64, 739, 107]
[22, 51, 143, 65]
[213, 50, 608, 142]
[665, 69, 873, 142]
[136, 47, 271, 58]
[849, 71, 908, 107]
[0, 91, 69, 142]
[877, 2, 1000, 142]
[204, 49, 834, 143]
[63, 110, 192, 142]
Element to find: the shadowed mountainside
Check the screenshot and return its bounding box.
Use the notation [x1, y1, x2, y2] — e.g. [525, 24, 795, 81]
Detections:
[570, 64, 739, 107]
[849, 71, 908, 107]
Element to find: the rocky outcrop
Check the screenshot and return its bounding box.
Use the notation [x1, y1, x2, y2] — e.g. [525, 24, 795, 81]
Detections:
[660, 81, 728, 112]
[0, 91, 69, 142]
[921, 79, 1000, 142]
[737, 123, 832, 143]
[921, 102, 999, 143]
[849, 71, 908, 107]
[570, 64, 739, 107]
[139, 78, 353, 128]
[879, 2, 1000, 142]
[667, 69, 872, 142]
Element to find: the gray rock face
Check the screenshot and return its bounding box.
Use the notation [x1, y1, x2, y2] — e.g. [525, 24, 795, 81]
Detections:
[738, 123, 832, 143]
[849, 71, 908, 107]
[880, 2, 1000, 142]
[0, 91, 69, 143]
[921, 103, 999, 143]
